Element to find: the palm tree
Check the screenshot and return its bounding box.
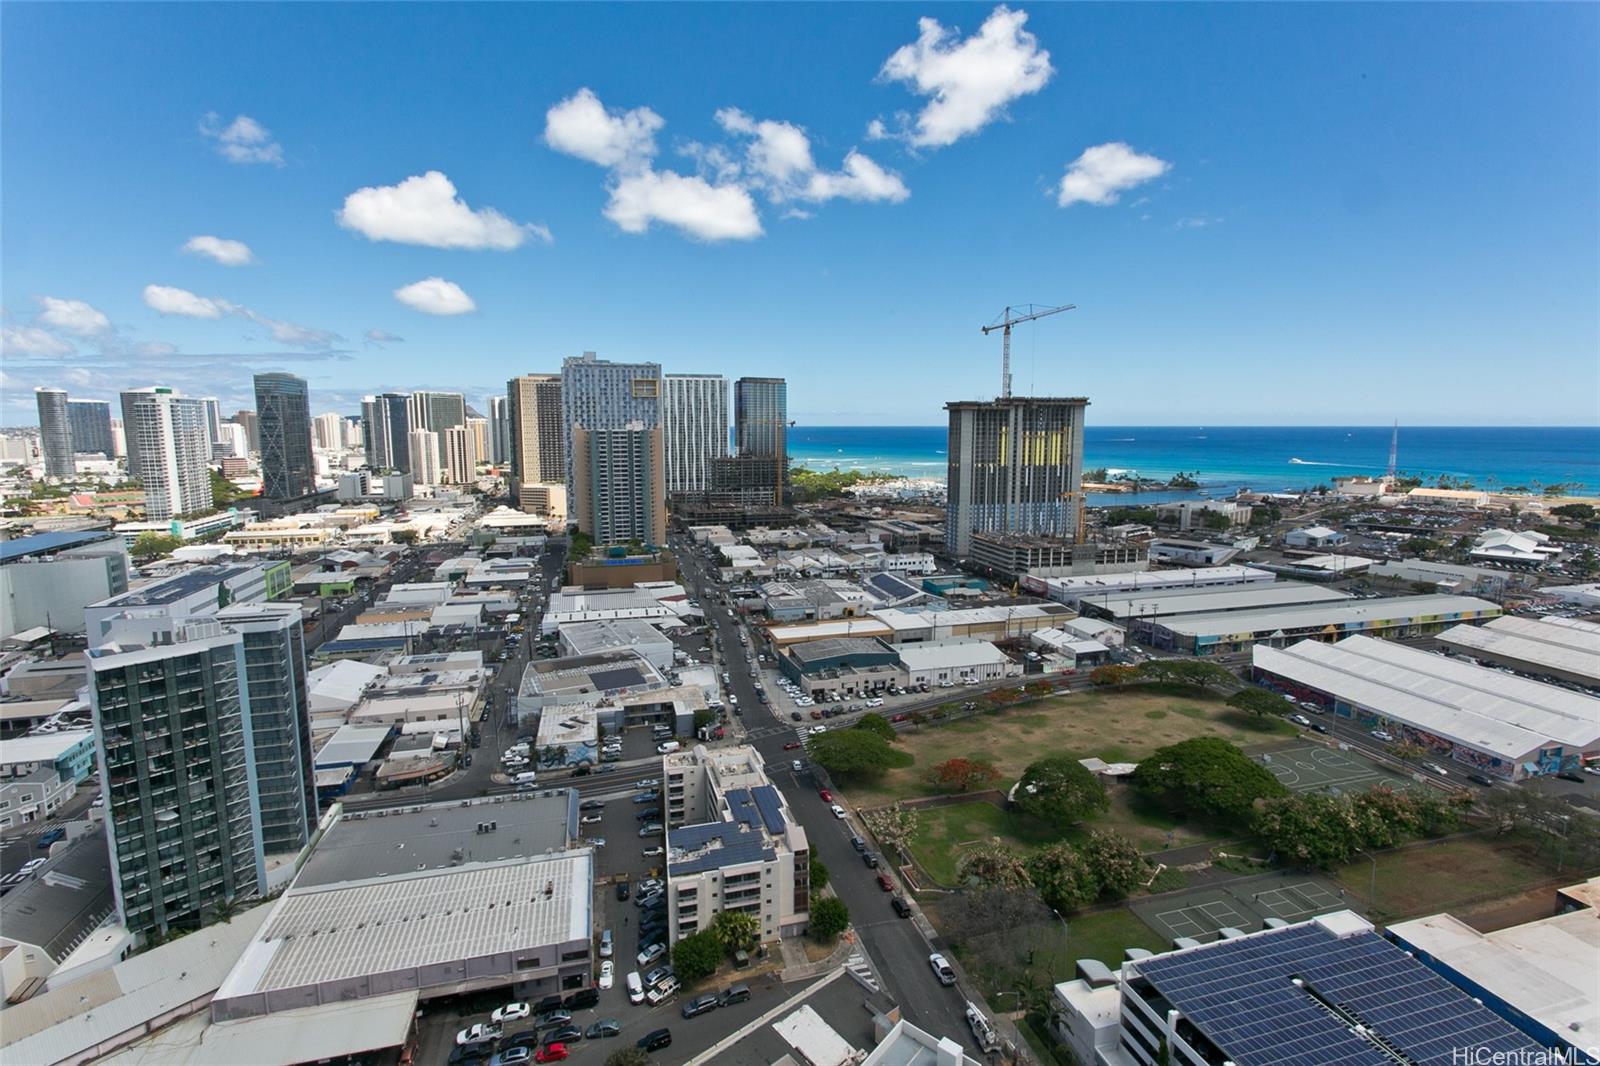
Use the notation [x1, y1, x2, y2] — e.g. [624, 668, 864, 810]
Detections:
[710, 911, 760, 955]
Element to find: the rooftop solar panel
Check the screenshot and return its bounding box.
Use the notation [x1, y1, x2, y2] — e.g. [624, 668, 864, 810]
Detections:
[751, 785, 786, 835]
[588, 665, 646, 691]
[1133, 923, 1546, 1066]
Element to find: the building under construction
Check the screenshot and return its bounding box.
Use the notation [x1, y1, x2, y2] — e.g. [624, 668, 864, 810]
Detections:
[944, 396, 1089, 558]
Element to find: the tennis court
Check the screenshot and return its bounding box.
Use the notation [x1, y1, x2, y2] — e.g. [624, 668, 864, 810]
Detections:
[1132, 873, 1353, 944]
[1259, 744, 1401, 793]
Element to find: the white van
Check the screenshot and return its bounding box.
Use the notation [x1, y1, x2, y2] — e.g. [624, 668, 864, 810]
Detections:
[656, 741, 681, 755]
[627, 971, 645, 1004]
[514, 771, 537, 785]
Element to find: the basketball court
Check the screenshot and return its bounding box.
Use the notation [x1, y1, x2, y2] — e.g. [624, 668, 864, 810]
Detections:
[1258, 743, 1403, 793]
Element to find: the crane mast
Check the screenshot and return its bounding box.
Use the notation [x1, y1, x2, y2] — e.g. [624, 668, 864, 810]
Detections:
[982, 303, 1076, 397]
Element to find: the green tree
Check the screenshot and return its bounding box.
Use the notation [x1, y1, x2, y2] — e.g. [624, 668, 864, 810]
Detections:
[1551, 503, 1596, 523]
[1080, 830, 1148, 898]
[693, 708, 716, 732]
[1252, 793, 1366, 868]
[710, 911, 759, 956]
[1227, 687, 1290, 719]
[853, 712, 896, 740]
[956, 841, 1033, 889]
[670, 928, 723, 984]
[209, 469, 251, 505]
[1401, 536, 1441, 557]
[1130, 737, 1287, 824]
[1572, 548, 1599, 579]
[1138, 659, 1235, 694]
[1013, 755, 1108, 826]
[809, 853, 829, 892]
[1388, 741, 1425, 763]
[806, 729, 909, 780]
[1089, 664, 1139, 688]
[1025, 843, 1095, 911]
[1199, 510, 1232, 531]
[809, 896, 850, 941]
[131, 532, 182, 558]
[390, 529, 419, 545]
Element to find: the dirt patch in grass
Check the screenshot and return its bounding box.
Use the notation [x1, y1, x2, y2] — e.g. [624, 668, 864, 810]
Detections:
[801, 938, 838, 962]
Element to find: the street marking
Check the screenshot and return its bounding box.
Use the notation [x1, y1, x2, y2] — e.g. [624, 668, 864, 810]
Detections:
[845, 950, 880, 992]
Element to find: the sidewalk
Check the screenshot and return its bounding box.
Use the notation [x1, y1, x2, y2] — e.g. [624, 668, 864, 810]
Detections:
[778, 929, 856, 981]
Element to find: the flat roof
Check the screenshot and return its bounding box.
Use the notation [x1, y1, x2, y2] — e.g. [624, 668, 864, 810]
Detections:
[0, 530, 117, 563]
[1387, 909, 1598, 1051]
[92, 564, 259, 607]
[1132, 914, 1544, 1066]
[897, 638, 1011, 670]
[0, 728, 94, 764]
[691, 967, 899, 1066]
[789, 637, 896, 664]
[1435, 615, 1600, 685]
[873, 603, 1067, 630]
[1038, 565, 1273, 595]
[0, 832, 114, 962]
[1253, 636, 1600, 760]
[294, 792, 573, 887]
[217, 852, 591, 1000]
[518, 649, 667, 699]
[1086, 583, 1349, 620]
[313, 723, 394, 768]
[1160, 594, 1500, 640]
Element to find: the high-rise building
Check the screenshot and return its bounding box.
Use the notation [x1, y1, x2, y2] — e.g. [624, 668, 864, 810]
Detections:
[571, 423, 666, 545]
[88, 628, 266, 936]
[127, 389, 213, 520]
[361, 392, 411, 473]
[214, 603, 314, 856]
[119, 388, 159, 473]
[311, 412, 343, 451]
[216, 422, 249, 459]
[442, 425, 477, 485]
[231, 409, 260, 454]
[34, 387, 74, 477]
[254, 373, 314, 500]
[944, 396, 1088, 557]
[110, 419, 126, 459]
[507, 373, 565, 513]
[663, 374, 728, 494]
[561, 353, 662, 529]
[68, 399, 115, 457]
[202, 397, 224, 451]
[733, 377, 787, 505]
[466, 417, 490, 472]
[342, 414, 364, 451]
[486, 395, 510, 465]
[408, 391, 467, 434]
[409, 428, 441, 486]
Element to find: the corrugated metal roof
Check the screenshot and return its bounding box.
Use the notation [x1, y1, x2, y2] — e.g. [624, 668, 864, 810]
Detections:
[1436, 616, 1600, 683]
[1161, 595, 1499, 640]
[1253, 637, 1600, 759]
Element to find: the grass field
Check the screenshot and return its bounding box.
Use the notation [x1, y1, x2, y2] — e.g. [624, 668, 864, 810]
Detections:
[1334, 834, 1574, 921]
[1065, 908, 1172, 967]
[851, 686, 1293, 809]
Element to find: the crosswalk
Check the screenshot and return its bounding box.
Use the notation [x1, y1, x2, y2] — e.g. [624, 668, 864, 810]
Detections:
[845, 949, 880, 992]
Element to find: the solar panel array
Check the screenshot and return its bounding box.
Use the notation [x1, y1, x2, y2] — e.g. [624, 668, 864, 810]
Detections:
[868, 573, 921, 601]
[751, 785, 787, 835]
[1134, 924, 1546, 1066]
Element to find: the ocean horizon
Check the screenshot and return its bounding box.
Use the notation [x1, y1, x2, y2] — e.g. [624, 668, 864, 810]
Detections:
[788, 424, 1600, 501]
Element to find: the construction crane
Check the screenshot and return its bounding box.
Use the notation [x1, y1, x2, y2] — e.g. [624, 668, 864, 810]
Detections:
[982, 303, 1075, 398]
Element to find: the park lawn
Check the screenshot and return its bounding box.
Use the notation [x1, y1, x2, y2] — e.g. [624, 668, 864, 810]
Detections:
[1065, 908, 1172, 968]
[849, 686, 1293, 809]
[1333, 834, 1572, 921]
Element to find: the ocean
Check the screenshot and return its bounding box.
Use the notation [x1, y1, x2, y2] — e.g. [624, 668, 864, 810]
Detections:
[788, 425, 1600, 502]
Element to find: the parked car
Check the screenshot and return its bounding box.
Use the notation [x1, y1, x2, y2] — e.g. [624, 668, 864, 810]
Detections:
[718, 984, 752, 1006]
[534, 1009, 573, 1030]
[831, 804, 847, 819]
[928, 953, 957, 986]
[681, 993, 720, 1018]
[488, 1049, 532, 1066]
[584, 1019, 622, 1040]
[646, 980, 680, 1006]
[543, 1026, 583, 1046]
[532, 1045, 568, 1064]
[876, 873, 894, 892]
[457, 1023, 503, 1047]
[818, 789, 832, 803]
[891, 896, 912, 918]
[598, 961, 615, 989]
[638, 942, 667, 966]
[637, 1028, 673, 1052]
[1556, 771, 1587, 783]
[616, 881, 630, 901]
[533, 994, 564, 1014]
[638, 823, 664, 837]
[862, 852, 879, 868]
[643, 965, 674, 988]
[565, 986, 599, 1010]
[850, 836, 866, 852]
[492, 1002, 531, 1024]
[642, 845, 664, 857]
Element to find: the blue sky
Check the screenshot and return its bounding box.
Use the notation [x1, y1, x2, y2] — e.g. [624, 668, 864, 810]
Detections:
[3, 3, 1596, 427]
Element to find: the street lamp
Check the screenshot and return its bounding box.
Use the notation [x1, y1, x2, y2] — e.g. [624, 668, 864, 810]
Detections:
[1358, 849, 1378, 915]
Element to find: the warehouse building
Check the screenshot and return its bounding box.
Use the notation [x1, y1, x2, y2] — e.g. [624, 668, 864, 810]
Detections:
[1077, 583, 1351, 641]
[872, 603, 1071, 644]
[1435, 615, 1600, 688]
[1151, 594, 1500, 655]
[557, 617, 675, 671]
[778, 637, 902, 698]
[897, 638, 1019, 687]
[212, 793, 588, 1020]
[1253, 636, 1600, 779]
[1369, 558, 1537, 599]
[1023, 564, 1273, 608]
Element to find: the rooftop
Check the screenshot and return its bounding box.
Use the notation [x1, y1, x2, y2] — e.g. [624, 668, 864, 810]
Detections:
[0, 728, 94, 764]
[789, 637, 897, 664]
[1083, 582, 1349, 619]
[1159, 594, 1500, 640]
[896, 638, 1012, 670]
[1253, 636, 1599, 758]
[92, 564, 260, 608]
[1131, 912, 1545, 1066]
[293, 792, 573, 887]
[312, 723, 395, 768]
[1436, 615, 1600, 684]
[216, 851, 591, 1002]
[518, 648, 668, 700]
[0, 530, 118, 564]
[0, 832, 114, 962]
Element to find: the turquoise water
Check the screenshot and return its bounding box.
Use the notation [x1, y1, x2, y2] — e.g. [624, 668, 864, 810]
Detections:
[789, 425, 1600, 499]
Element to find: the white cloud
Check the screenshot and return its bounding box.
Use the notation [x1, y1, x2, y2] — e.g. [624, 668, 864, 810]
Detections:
[338, 171, 549, 250]
[545, 88, 663, 170]
[134, 340, 178, 357]
[604, 169, 763, 242]
[143, 284, 225, 318]
[880, 5, 1053, 149]
[182, 235, 255, 265]
[394, 277, 477, 316]
[1, 325, 74, 357]
[365, 329, 405, 346]
[802, 151, 910, 204]
[142, 284, 336, 348]
[199, 112, 285, 166]
[715, 108, 908, 206]
[1177, 214, 1222, 229]
[37, 296, 111, 337]
[866, 118, 889, 141]
[1056, 142, 1171, 206]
